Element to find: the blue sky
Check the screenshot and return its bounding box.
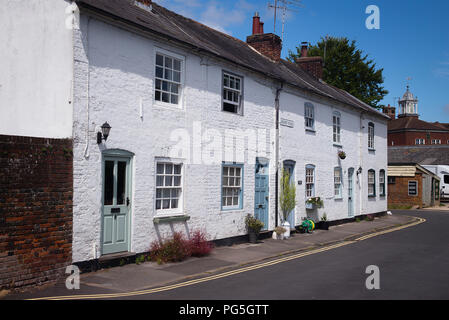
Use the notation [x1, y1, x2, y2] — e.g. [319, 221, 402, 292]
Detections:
[157, 0, 449, 122]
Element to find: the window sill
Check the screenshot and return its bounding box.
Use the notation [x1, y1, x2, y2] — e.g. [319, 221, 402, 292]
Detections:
[368, 148, 376, 152]
[220, 207, 244, 212]
[305, 128, 316, 133]
[153, 214, 190, 224]
[221, 109, 244, 116]
[368, 195, 376, 198]
[333, 144, 343, 148]
[153, 100, 184, 111]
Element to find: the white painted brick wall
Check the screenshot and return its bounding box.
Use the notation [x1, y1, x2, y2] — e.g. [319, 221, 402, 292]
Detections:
[72, 15, 387, 263]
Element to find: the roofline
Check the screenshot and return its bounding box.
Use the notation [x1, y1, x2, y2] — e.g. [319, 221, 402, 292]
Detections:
[388, 163, 441, 179]
[75, 1, 390, 120]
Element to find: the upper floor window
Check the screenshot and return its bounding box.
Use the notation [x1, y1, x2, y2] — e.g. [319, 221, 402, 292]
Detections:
[333, 112, 341, 144]
[415, 138, 425, 145]
[379, 170, 386, 196]
[222, 72, 243, 115]
[334, 167, 342, 198]
[155, 52, 182, 106]
[368, 169, 376, 197]
[305, 103, 315, 130]
[368, 122, 375, 149]
[431, 139, 441, 145]
[156, 161, 183, 212]
[305, 164, 315, 198]
[222, 164, 243, 210]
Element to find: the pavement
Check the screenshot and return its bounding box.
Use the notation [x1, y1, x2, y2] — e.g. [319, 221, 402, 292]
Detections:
[4, 213, 419, 300]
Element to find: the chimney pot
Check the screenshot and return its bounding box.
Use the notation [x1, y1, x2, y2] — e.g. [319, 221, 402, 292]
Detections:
[300, 42, 308, 57]
[252, 12, 261, 35]
[247, 14, 282, 61]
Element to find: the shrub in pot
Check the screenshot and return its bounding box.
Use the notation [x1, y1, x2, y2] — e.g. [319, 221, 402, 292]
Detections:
[319, 213, 329, 230]
[280, 168, 297, 238]
[273, 226, 287, 240]
[245, 215, 264, 243]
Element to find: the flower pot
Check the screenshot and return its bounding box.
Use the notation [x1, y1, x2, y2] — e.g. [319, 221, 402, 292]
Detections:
[319, 221, 329, 230]
[305, 202, 315, 210]
[282, 221, 291, 239]
[248, 231, 258, 243]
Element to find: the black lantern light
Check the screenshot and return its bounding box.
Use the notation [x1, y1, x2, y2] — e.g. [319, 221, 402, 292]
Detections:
[97, 122, 111, 144]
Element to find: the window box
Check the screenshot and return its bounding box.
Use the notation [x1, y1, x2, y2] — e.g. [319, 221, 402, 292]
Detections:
[153, 215, 190, 224]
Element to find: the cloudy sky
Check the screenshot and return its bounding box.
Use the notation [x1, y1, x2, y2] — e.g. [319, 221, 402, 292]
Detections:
[157, 0, 449, 122]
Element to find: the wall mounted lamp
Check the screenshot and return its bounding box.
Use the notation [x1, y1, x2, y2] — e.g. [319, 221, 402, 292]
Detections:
[97, 122, 111, 144]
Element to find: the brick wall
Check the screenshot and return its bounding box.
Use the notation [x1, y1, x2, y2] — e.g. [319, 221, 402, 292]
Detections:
[389, 131, 449, 146]
[0, 135, 73, 291]
[387, 174, 423, 208]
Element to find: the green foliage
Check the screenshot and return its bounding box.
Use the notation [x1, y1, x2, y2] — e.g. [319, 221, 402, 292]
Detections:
[306, 197, 324, 207]
[245, 214, 264, 234]
[280, 168, 297, 222]
[320, 213, 328, 222]
[288, 37, 388, 108]
[135, 254, 146, 265]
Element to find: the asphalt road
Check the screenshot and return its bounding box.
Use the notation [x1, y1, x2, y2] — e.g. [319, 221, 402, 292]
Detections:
[121, 210, 449, 300]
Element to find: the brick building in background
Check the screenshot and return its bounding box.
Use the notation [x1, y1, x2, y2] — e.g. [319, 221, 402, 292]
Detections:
[383, 86, 449, 146]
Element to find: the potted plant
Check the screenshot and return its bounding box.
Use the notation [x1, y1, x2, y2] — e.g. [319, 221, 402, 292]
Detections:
[318, 213, 330, 230]
[279, 168, 297, 239]
[338, 151, 346, 160]
[272, 226, 287, 240]
[305, 197, 324, 210]
[245, 214, 264, 243]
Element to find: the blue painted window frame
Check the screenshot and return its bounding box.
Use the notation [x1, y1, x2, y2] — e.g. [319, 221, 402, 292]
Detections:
[221, 162, 244, 211]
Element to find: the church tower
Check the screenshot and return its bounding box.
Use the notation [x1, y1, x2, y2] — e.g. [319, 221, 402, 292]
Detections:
[398, 85, 418, 118]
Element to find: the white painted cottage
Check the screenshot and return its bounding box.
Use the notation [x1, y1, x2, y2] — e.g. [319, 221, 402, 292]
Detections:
[1, 0, 389, 265]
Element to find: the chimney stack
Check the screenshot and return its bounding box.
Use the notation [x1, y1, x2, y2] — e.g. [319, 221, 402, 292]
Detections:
[295, 41, 323, 79]
[382, 104, 396, 120]
[247, 13, 282, 61]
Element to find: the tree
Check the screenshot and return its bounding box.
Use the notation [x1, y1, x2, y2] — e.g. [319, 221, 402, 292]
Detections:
[288, 37, 388, 109]
[279, 168, 297, 224]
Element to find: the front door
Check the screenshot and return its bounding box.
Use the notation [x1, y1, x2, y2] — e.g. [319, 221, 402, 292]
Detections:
[283, 161, 296, 229]
[348, 168, 354, 217]
[255, 158, 269, 231]
[102, 156, 131, 255]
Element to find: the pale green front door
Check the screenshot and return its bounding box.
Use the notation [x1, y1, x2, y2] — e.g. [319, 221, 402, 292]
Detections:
[102, 156, 131, 255]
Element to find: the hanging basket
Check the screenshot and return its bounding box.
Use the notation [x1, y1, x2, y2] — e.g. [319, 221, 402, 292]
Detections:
[338, 151, 346, 160]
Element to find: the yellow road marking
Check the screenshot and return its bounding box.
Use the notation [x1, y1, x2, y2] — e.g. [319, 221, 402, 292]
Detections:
[30, 217, 426, 300]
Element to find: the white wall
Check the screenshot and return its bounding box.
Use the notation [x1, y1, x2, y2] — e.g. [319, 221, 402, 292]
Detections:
[0, 0, 73, 138]
[72, 14, 388, 262]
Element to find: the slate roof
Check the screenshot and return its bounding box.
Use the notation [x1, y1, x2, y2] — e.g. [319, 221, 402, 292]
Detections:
[388, 146, 449, 165]
[75, 0, 389, 120]
[388, 116, 449, 132]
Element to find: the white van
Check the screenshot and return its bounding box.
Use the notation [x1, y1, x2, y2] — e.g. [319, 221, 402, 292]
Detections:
[423, 165, 449, 201]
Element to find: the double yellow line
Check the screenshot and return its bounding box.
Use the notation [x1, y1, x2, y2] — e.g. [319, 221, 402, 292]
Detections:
[30, 217, 425, 300]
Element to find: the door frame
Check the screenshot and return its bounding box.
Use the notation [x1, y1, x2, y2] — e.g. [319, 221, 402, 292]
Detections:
[101, 149, 134, 256]
[348, 167, 354, 218]
[255, 157, 270, 231]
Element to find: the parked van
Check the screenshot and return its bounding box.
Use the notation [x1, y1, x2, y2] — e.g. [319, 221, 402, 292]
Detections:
[423, 165, 449, 201]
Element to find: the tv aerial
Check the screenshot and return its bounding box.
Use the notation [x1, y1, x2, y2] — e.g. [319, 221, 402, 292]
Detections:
[268, 0, 304, 41]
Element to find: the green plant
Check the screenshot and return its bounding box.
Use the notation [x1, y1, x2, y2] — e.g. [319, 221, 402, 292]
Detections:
[355, 217, 361, 223]
[274, 226, 287, 235]
[119, 259, 126, 267]
[365, 214, 375, 222]
[338, 151, 346, 159]
[135, 254, 146, 265]
[148, 232, 191, 264]
[245, 215, 264, 234]
[321, 213, 328, 221]
[280, 168, 297, 222]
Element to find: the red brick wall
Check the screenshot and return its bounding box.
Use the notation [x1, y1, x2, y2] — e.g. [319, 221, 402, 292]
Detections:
[0, 135, 73, 291]
[247, 33, 282, 61]
[388, 174, 423, 208]
[389, 131, 449, 146]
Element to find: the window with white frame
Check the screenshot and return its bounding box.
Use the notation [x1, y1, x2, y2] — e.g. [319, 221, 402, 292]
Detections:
[222, 164, 243, 209]
[408, 181, 418, 196]
[156, 162, 182, 212]
[368, 169, 376, 197]
[222, 72, 243, 114]
[305, 103, 315, 130]
[368, 122, 375, 149]
[415, 138, 425, 145]
[155, 52, 182, 105]
[333, 112, 341, 144]
[379, 170, 386, 196]
[334, 167, 342, 198]
[431, 139, 441, 145]
[305, 165, 315, 198]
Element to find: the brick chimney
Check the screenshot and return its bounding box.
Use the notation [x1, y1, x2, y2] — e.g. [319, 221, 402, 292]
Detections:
[295, 42, 323, 79]
[247, 13, 282, 61]
[382, 104, 396, 120]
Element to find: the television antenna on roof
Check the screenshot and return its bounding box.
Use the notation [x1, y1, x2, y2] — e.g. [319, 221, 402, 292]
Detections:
[268, 0, 303, 41]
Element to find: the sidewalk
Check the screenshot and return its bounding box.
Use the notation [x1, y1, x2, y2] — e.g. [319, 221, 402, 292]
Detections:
[5, 213, 417, 299]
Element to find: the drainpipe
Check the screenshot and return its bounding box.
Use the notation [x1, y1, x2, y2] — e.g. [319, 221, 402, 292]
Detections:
[275, 82, 284, 228]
